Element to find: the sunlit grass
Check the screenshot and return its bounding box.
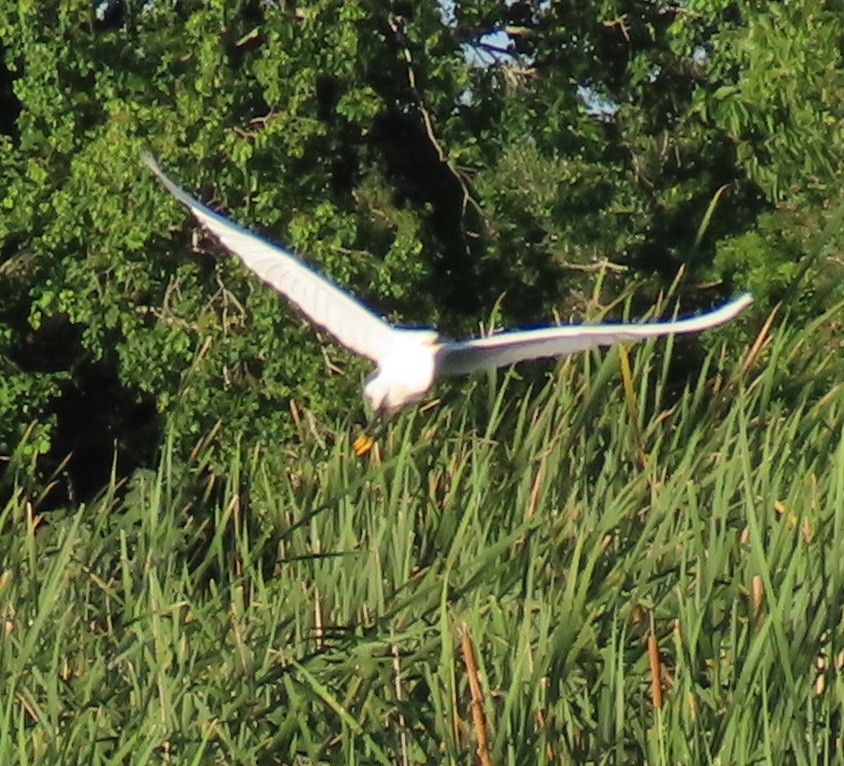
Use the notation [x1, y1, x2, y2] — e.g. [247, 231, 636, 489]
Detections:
[1, 304, 842, 764]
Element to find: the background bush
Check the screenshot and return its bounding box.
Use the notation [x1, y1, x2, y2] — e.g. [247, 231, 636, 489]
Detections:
[1, 0, 842, 493]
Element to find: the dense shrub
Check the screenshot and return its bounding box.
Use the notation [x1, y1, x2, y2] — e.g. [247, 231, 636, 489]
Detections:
[1, 0, 841, 495]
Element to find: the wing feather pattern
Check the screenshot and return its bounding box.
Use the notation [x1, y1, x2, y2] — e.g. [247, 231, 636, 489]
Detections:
[143, 153, 397, 363]
[438, 295, 753, 376]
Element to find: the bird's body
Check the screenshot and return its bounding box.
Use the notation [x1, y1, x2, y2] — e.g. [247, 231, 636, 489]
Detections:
[363, 329, 441, 413]
[143, 154, 752, 423]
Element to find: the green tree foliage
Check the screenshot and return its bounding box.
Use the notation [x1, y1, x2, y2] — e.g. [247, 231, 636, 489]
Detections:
[0, 0, 841, 492]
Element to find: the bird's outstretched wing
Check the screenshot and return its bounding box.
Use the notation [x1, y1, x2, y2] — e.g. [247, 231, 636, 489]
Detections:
[143, 153, 398, 363]
[437, 294, 753, 376]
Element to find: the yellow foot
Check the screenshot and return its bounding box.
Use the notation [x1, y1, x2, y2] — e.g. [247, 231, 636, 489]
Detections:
[352, 431, 375, 456]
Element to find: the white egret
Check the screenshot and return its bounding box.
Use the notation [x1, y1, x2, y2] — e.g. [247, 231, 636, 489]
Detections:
[143, 154, 752, 453]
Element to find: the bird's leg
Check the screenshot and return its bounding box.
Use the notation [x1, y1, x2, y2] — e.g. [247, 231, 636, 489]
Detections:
[352, 413, 385, 456]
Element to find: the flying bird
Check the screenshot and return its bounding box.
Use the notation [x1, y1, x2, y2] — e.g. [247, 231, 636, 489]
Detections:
[143, 154, 752, 454]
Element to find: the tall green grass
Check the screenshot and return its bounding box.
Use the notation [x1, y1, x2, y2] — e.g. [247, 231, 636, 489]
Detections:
[1, 304, 842, 764]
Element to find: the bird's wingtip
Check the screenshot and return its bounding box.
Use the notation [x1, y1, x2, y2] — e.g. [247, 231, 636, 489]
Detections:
[715, 292, 753, 322]
[140, 151, 164, 176]
[732, 293, 754, 313]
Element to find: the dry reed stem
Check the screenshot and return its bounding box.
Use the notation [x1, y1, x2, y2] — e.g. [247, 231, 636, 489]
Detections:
[391, 638, 409, 766]
[313, 585, 323, 650]
[648, 618, 663, 710]
[460, 624, 492, 766]
[751, 575, 764, 617]
[741, 303, 779, 375]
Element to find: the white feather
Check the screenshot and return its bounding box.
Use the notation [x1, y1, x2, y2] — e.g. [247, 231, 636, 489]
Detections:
[144, 154, 753, 414]
[142, 153, 397, 364]
[437, 295, 753, 376]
